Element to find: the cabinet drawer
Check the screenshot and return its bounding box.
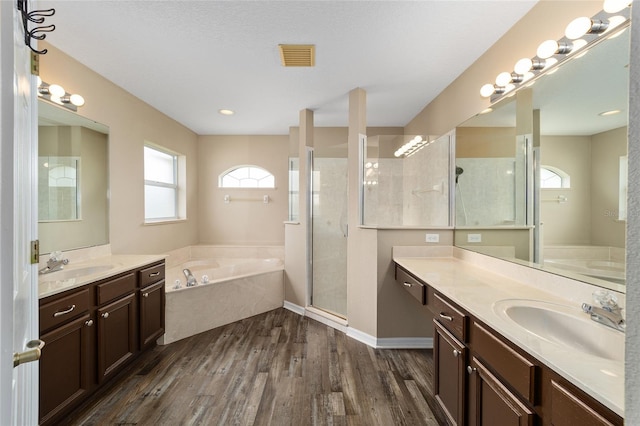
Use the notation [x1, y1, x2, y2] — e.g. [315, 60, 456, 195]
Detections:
[40, 288, 90, 333]
[432, 292, 468, 342]
[96, 273, 136, 306]
[396, 267, 426, 305]
[139, 263, 165, 288]
[471, 321, 537, 405]
[549, 380, 620, 426]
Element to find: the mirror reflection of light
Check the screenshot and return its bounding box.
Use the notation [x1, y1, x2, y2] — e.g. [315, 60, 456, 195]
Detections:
[600, 369, 618, 377]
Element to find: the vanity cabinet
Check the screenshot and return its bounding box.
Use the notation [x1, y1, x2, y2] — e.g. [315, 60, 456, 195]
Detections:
[395, 264, 623, 426]
[38, 260, 165, 426]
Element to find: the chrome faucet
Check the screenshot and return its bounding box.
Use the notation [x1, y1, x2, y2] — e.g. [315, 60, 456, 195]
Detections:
[39, 252, 69, 275]
[581, 290, 625, 332]
[183, 268, 198, 287]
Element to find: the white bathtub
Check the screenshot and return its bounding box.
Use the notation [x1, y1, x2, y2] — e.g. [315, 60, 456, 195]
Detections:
[158, 245, 284, 345]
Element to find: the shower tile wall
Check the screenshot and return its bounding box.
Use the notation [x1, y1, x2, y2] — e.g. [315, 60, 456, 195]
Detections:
[455, 158, 516, 227]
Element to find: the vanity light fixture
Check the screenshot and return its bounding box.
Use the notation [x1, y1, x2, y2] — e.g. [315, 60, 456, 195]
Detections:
[37, 78, 85, 112]
[480, 1, 631, 101]
[394, 135, 429, 158]
[565, 17, 609, 39]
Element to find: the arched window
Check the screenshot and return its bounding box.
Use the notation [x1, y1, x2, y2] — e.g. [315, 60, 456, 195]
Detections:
[540, 165, 570, 189]
[219, 165, 275, 188]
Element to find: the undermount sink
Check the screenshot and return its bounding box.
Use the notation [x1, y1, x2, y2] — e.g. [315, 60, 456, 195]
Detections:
[493, 299, 624, 362]
[41, 265, 114, 280]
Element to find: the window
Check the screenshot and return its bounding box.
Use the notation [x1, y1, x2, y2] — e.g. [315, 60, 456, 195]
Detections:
[540, 166, 570, 189]
[219, 165, 275, 188]
[144, 145, 184, 222]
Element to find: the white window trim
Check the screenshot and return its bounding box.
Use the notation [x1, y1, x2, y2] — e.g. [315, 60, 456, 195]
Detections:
[218, 165, 276, 189]
[540, 165, 570, 189]
[144, 143, 186, 223]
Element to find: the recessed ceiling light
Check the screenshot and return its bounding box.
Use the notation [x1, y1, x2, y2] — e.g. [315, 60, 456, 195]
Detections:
[599, 109, 621, 116]
[218, 109, 235, 116]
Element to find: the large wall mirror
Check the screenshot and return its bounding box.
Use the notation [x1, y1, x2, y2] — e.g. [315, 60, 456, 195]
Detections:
[38, 100, 109, 254]
[454, 23, 629, 293]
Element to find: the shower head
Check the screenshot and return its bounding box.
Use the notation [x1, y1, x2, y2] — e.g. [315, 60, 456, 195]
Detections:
[455, 166, 464, 184]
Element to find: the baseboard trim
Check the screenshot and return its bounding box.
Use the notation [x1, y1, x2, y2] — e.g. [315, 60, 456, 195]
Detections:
[283, 301, 433, 349]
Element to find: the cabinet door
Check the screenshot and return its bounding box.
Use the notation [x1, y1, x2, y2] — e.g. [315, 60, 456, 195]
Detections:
[39, 313, 94, 424]
[467, 357, 535, 426]
[434, 320, 467, 426]
[549, 380, 619, 426]
[97, 293, 137, 383]
[140, 280, 165, 348]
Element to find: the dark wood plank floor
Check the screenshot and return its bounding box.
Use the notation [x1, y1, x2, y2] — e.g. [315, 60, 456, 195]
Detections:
[62, 308, 446, 426]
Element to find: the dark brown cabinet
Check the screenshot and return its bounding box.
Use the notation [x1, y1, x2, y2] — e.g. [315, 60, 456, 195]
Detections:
[394, 264, 623, 426]
[38, 260, 165, 425]
[97, 292, 137, 382]
[434, 320, 467, 426]
[467, 356, 535, 426]
[39, 313, 93, 425]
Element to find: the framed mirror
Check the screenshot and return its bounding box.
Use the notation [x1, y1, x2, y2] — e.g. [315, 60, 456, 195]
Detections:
[38, 100, 110, 254]
[454, 25, 629, 293]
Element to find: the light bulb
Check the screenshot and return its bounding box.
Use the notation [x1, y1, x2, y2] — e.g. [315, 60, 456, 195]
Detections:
[69, 94, 85, 106]
[565, 17, 592, 39]
[495, 72, 512, 87]
[514, 58, 533, 74]
[48, 84, 65, 98]
[603, 0, 631, 13]
[543, 57, 558, 69]
[605, 15, 627, 33]
[537, 40, 559, 59]
[480, 83, 495, 98]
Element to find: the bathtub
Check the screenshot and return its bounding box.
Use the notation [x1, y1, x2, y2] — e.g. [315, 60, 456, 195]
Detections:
[158, 245, 284, 345]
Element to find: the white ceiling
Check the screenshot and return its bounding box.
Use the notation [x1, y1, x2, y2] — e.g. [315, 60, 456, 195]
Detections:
[38, 0, 538, 135]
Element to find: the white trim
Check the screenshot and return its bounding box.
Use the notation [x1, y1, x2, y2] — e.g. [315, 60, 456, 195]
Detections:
[283, 301, 433, 349]
[283, 300, 305, 316]
[375, 337, 433, 349]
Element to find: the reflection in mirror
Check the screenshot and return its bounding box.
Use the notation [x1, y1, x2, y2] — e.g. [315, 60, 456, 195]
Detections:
[38, 100, 109, 254]
[454, 25, 629, 293]
[362, 134, 451, 227]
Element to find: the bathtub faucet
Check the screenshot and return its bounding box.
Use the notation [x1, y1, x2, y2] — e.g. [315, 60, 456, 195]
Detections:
[183, 268, 198, 287]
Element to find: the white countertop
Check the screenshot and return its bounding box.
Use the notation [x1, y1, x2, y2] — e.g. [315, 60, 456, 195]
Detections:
[38, 254, 166, 299]
[394, 256, 624, 417]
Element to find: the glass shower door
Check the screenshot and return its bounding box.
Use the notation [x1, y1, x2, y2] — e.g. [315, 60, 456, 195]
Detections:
[310, 151, 348, 318]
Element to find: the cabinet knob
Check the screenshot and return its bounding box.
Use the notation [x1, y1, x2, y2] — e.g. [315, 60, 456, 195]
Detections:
[467, 366, 477, 375]
[143, 292, 149, 298]
[453, 349, 461, 357]
[85, 319, 94, 327]
[101, 312, 109, 319]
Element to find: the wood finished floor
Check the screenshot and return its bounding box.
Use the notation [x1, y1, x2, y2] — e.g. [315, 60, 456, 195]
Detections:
[62, 308, 446, 426]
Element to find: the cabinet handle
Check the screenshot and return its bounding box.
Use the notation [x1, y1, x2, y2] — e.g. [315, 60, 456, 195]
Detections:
[453, 349, 461, 357]
[85, 319, 94, 327]
[149, 272, 160, 277]
[53, 304, 76, 317]
[142, 292, 149, 298]
[102, 312, 109, 319]
[403, 282, 412, 288]
[439, 313, 454, 322]
[467, 366, 477, 375]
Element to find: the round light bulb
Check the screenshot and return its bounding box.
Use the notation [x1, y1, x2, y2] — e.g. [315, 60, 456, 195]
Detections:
[603, 0, 631, 13]
[50, 95, 63, 105]
[570, 39, 587, 53]
[537, 40, 559, 59]
[605, 15, 627, 33]
[565, 17, 592, 39]
[48, 84, 65, 98]
[480, 83, 495, 98]
[495, 72, 512, 87]
[514, 58, 533, 74]
[543, 57, 558, 69]
[69, 94, 85, 106]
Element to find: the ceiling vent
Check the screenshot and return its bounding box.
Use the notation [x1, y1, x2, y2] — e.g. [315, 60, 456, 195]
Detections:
[278, 44, 315, 67]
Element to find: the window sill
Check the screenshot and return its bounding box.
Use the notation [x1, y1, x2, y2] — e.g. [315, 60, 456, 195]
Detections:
[143, 218, 188, 226]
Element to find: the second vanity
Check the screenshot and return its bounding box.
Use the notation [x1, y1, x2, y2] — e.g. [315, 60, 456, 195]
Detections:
[37, 251, 166, 426]
[394, 247, 624, 426]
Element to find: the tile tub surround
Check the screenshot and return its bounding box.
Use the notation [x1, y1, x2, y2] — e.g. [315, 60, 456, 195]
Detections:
[393, 246, 624, 416]
[159, 245, 285, 345]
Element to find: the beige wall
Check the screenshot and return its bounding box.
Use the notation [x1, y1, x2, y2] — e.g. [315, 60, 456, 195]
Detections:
[39, 43, 199, 255]
[591, 127, 627, 248]
[541, 135, 592, 245]
[456, 127, 516, 158]
[197, 135, 289, 245]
